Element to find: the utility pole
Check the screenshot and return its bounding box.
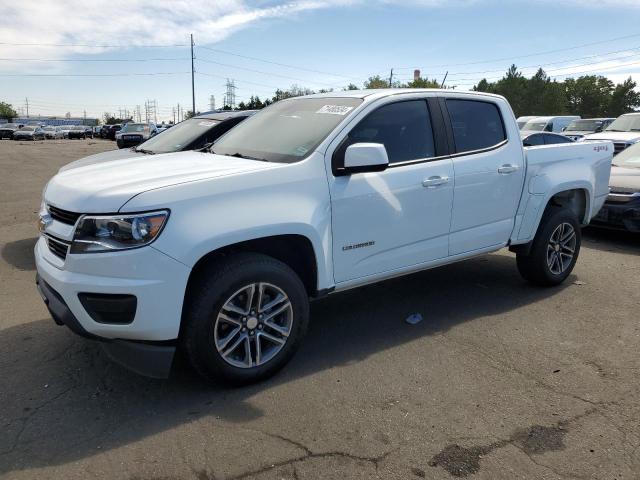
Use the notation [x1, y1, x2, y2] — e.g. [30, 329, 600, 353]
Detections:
[210, 95, 215, 111]
[190, 33, 196, 115]
[388, 69, 394, 88]
[177, 103, 181, 122]
[83, 110, 87, 125]
[172, 107, 176, 124]
[440, 71, 448, 89]
[25, 97, 29, 117]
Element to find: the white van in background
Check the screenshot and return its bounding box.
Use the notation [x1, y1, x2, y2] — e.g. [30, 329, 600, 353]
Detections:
[522, 116, 580, 134]
[516, 116, 537, 129]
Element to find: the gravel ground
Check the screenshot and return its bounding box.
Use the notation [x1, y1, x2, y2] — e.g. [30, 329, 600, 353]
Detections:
[1, 139, 639, 480]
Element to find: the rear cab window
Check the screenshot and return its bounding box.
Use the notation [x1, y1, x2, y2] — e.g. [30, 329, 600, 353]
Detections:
[445, 99, 506, 153]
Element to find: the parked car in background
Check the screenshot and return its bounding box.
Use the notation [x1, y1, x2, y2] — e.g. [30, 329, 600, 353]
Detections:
[516, 116, 537, 129]
[0, 123, 20, 139]
[12, 125, 46, 141]
[562, 118, 614, 141]
[58, 125, 75, 139]
[93, 126, 102, 137]
[106, 124, 122, 140]
[582, 113, 640, 156]
[115, 122, 158, 148]
[591, 141, 640, 232]
[83, 126, 94, 138]
[68, 126, 89, 139]
[61, 110, 256, 171]
[521, 116, 580, 133]
[43, 126, 64, 139]
[99, 125, 110, 138]
[38, 90, 612, 382]
[521, 132, 575, 146]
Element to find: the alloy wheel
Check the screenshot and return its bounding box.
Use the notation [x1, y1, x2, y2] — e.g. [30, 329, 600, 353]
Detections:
[214, 283, 293, 368]
[547, 222, 576, 275]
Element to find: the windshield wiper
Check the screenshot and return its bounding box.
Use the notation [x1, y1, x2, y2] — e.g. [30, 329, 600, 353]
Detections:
[135, 148, 155, 155]
[229, 152, 268, 162]
[605, 129, 624, 132]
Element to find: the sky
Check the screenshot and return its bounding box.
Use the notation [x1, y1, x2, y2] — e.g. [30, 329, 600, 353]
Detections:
[1, 0, 640, 122]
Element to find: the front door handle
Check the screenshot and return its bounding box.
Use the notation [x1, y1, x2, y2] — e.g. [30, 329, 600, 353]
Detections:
[422, 176, 450, 188]
[498, 164, 519, 174]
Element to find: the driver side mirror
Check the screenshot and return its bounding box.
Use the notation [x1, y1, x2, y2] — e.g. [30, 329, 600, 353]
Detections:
[341, 143, 389, 175]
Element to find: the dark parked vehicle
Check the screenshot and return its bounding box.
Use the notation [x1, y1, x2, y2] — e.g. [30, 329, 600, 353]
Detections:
[0, 123, 20, 139]
[12, 126, 46, 141]
[591, 142, 640, 233]
[521, 132, 575, 147]
[562, 118, 615, 141]
[61, 110, 257, 171]
[68, 126, 89, 139]
[116, 122, 158, 149]
[106, 124, 122, 140]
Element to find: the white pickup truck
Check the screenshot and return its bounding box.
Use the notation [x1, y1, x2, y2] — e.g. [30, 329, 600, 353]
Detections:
[35, 89, 612, 384]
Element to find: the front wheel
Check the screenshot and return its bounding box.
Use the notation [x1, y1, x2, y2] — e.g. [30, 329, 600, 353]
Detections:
[516, 207, 581, 286]
[182, 253, 310, 385]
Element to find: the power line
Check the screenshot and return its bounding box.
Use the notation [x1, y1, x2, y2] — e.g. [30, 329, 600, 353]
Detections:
[0, 71, 190, 77]
[0, 41, 187, 48]
[196, 57, 340, 87]
[197, 45, 359, 81]
[0, 57, 189, 62]
[391, 32, 640, 69]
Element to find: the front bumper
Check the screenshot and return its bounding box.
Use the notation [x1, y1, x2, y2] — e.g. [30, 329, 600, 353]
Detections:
[117, 136, 144, 148]
[34, 236, 192, 377]
[36, 275, 176, 378]
[591, 198, 640, 233]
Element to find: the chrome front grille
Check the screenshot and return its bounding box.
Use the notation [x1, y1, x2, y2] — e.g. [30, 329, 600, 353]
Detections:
[613, 142, 629, 155]
[45, 235, 71, 260]
[607, 190, 640, 204]
[47, 205, 81, 225]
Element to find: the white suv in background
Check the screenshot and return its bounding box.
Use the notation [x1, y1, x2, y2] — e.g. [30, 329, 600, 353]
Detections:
[521, 116, 580, 133]
[582, 113, 640, 155]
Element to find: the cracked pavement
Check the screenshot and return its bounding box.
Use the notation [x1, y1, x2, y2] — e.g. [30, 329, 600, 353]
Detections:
[1, 140, 639, 479]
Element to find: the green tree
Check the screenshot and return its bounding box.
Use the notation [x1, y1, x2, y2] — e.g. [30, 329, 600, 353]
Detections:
[404, 77, 440, 88]
[364, 75, 391, 89]
[608, 77, 640, 117]
[344, 83, 359, 91]
[0, 102, 18, 121]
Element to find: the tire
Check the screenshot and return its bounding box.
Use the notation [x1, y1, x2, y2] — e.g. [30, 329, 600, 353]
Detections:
[182, 253, 310, 385]
[516, 206, 581, 286]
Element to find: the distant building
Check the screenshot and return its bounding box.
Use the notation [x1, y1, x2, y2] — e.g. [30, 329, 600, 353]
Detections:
[0, 116, 99, 126]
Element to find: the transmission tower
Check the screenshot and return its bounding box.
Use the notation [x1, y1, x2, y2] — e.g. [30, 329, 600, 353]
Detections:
[210, 95, 216, 111]
[224, 79, 236, 109]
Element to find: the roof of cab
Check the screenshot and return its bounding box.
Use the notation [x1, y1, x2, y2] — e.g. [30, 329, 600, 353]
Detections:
[301, 88, 507, 102]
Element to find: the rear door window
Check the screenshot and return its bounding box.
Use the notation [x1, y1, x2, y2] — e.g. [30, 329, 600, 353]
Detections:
[446, 99, 506, 153]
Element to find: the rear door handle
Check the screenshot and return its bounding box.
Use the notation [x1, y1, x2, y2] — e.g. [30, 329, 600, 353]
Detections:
[422, 176, 450, 188]
[498, 164, 519, 174]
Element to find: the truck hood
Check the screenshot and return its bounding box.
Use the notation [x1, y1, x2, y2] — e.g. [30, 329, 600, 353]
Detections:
[59, 148, 145, 172]
[584, 131, 640, 142]
[45, 151, 278, 213]
[610, 165, 640, 191]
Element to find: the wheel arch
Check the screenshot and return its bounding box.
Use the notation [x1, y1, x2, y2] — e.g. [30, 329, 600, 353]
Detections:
[184, 234, 320, 301]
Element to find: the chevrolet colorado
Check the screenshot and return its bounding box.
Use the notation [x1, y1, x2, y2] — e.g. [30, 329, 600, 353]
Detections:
[35, 89, 612, 384]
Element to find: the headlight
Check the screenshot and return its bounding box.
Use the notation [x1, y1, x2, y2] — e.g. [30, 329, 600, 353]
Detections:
[70, 210, 169, 253]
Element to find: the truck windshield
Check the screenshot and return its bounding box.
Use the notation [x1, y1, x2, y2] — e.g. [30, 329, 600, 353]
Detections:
[211, 97, 363, 163]
[138, 117, 219, 154]
[606, 115, 640, 132]
[565, 120, 602, 132]
[522, 121, 548, 132]
[121, 123, 146, 133]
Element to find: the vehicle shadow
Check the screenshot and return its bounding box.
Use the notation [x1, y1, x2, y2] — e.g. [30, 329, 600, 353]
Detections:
[1, 237, 37, 271]
[0, 252, 570, 475]
[582, 227, 640, 255]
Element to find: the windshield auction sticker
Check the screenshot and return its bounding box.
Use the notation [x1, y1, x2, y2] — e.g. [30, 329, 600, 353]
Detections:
[316, 105, 354, 115]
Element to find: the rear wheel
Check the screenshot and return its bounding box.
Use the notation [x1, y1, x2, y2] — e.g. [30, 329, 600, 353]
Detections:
[516, 207, 581, 286]
[183, 253, 309, 385]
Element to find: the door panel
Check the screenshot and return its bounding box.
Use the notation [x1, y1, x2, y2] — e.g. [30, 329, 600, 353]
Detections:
[331, 159, 454, 282]
[328, 97, 454, 283]
[445, 98, 525, 255]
